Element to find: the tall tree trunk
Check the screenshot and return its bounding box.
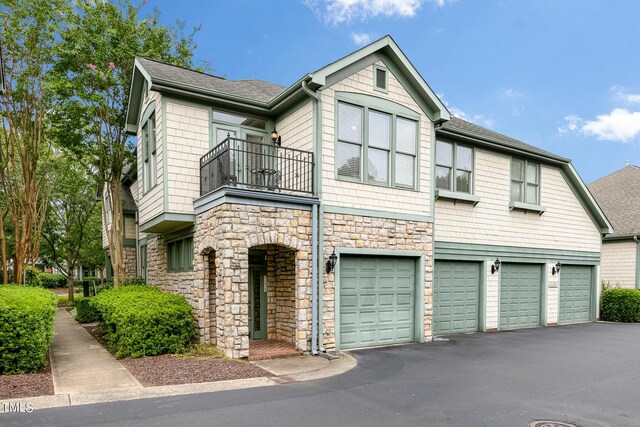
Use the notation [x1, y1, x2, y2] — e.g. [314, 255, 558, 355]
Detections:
[0, 213, 7, 284]
[66, 268, 75, 302]
[104, 178, 124, 287]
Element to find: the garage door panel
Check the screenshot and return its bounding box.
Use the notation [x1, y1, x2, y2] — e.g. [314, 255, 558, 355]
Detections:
[434, 261, 481, 335]
[559, 265, 592, 324]
[339, 256, 416, 349]
[500, 264, 542, 329]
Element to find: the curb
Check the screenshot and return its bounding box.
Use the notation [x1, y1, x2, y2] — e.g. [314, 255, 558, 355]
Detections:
[0, 354, 357, 413]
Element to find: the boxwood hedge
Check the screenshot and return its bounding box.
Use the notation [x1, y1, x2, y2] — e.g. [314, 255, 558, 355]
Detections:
[73, 297, 99, 323]
[92, 285, 196, 357]
[0, 285, 58, 374]
[601, 288, 640, 323]
[39, 273, 67, 289]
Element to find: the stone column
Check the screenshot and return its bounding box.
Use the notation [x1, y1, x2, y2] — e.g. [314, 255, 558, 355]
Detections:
[217, 245, 250, 359]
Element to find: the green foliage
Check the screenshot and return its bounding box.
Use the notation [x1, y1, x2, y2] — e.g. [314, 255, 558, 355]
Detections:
[39, 273, 67, 288]
[0, 285, 58, 374]
[24, 266, 42, 287]
[73, 297, 99, 323]
[92, 285, 196, 357]
[601, 288, 640, 323]
[121, 276, 146, 286]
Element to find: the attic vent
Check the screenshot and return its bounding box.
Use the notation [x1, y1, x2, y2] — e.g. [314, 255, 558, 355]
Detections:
[374, 66, 387, 91]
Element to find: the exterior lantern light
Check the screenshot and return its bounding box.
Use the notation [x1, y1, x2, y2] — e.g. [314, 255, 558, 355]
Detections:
[326, 249, 338, 274]
[271, 129, 281, 146]
[491, 258, 501, 274]
[552, 261, 561, 275]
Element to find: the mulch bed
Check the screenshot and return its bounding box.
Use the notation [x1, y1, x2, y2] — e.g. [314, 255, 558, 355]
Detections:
[0, 364, 54, 400]
[82, 325, 270, 387]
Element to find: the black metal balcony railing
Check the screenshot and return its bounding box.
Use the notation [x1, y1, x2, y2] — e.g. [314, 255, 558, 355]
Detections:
[200, 137, 314, 196]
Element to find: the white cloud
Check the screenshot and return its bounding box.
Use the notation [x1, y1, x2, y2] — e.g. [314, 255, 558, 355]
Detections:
[449, 107, 495, 128]
[351, 32, 373, 46]
[502, 88, 523, 98]
[429, 0, 457, 6]
[560, 109, 640, 142]
[614, 89, 640, 104]
[304, 0, 425, 25]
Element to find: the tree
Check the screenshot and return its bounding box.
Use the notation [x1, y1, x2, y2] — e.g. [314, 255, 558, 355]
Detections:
[51, 0, 200, 286]
[40, 153, 98, 301]
[0, 0, 68, 284]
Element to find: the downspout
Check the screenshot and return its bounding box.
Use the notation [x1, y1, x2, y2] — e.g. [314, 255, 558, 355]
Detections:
[302, 80, 324, 353]
[635, 236, 640, 289]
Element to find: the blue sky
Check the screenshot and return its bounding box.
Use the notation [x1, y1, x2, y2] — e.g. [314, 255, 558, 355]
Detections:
[151, 0, 640, 183]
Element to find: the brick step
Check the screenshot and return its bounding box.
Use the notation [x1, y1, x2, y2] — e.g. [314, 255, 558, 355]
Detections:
[248, 340, 301, 361]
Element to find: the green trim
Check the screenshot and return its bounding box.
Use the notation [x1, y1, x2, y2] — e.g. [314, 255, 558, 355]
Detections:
[636, 240, 640, 289]
[336, 91, 420, 119]
[435, 140, 476, 195]
[435, 241, 601, 264]
[123, 238, 137, 247]
[541, 265, 548, 326]
[435, 189, 480, 205]
[509, 157, 541, 206]
[164, 225, 196, 243]
[324, 205, 434, 223]
[139, 212, 195, 233]
[479, 261, 487, 332]
[140, 101, 156, 126]
[602, 235, 639, 242]
[509, 201, 546, 215]
[333, 248, 425, 351]
[372, 64, 389, 94]
[591, 265, 598, 320]
[162, 96, 169, 213]
[194, 187, 318, 215]
[561, 163, 612, 234]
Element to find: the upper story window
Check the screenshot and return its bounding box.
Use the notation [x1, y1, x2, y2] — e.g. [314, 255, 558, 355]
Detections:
[511, 158, 539, 204]
[374, 65, 388, 92]
[142, 114, 156, 194]
[436, 141, 473, 193]
[213, 111, 266, 130]
[336, 100, 418, 189]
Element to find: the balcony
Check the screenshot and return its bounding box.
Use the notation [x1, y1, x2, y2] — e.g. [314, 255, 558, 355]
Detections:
[200, 137, 314, 197]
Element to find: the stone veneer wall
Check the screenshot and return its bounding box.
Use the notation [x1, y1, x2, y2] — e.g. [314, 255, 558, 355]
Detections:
[194, 204, 313, 359]
[265, 245, 297, 343]
[123, 246, 137, 280]
[322, 213, 434, 350]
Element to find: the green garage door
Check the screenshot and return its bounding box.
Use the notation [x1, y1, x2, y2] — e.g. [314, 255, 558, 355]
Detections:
[339, 256, 416, 350]
[500, 264, 542, 329]
[434, 261, 481, 334]
[559, 265, 592, 324]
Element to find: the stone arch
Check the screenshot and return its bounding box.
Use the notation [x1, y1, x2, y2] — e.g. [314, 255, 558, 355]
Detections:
[244, 231, 305, 253]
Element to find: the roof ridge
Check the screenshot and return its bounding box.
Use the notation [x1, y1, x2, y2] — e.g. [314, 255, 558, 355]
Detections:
[137, 56, 227, 81]
[589, 164, 640, 186]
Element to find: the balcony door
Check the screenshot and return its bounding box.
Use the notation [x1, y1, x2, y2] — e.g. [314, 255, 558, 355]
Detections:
[214, 128, 269, 186]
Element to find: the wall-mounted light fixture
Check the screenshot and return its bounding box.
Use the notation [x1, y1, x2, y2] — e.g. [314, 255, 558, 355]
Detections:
[552, 261, 561, 275]
[326, 249, 337, 274]
[271, 129, 282, 146]
[491, 258, 501, 274]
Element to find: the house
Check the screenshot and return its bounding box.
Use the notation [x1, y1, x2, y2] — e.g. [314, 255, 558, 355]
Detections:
[112, 35, 611, 359]
[588, 165, 640, 289]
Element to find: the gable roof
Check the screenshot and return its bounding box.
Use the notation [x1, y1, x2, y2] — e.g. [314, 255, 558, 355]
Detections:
[437, 117, 612, 235]
[588, 165, 640, 239]
[438, 117, 568, 163]
[126, 35, 450, 132]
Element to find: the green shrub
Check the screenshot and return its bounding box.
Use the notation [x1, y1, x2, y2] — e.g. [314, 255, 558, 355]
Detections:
[0, 285, 58, 374]
[601, 288, 640, 322]
[39, 273, 67, 288]
[121, 276, 146, 286]
[24, 266, 41, 287]
[92, 285, 196, 357]
[73, 297, 99, 323]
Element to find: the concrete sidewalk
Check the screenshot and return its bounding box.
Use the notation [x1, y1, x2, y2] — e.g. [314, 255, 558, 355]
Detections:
[49, 308, 142, 394]
[1, 309, 356, 412]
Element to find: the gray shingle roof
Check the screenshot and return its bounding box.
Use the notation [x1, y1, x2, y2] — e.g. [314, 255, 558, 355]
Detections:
[137, 57, 286, 104]
[588, 165, 640, 238]
[438, 117, 568, 162]
[121, 184, 137, 212]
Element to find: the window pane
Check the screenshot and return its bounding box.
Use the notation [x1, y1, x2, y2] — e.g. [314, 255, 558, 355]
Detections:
[526, 163, 538, 184]
[395, 153, 415, 187]
[511, 159, 523, 181]
[216, 129, 236, 143]
[213, 111, 265, 129]
[511, 182, 522, 202]
[338, 103, 362, 143]
[436, 141, 452, 167]
[369, 111, 390, 149]
[436, 166, 451, 190]
[456, 145, 472, 171]
[367, 147, 388, 183]
[526, 184, 538, 204]
[337, 141, 361, 178]
[456, 170, 471, 193]
[396, 118, 417, 154]
[376, 68, 386, 89]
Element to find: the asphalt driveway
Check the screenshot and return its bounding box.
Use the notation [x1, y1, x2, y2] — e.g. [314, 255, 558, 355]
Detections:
[3, 322, 640, 426]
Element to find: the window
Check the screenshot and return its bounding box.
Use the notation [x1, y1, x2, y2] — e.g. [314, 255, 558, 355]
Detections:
[436, 141, 473, 193]
[336, 101, 418, 188]
[213, 110, 266, 129]
[511, 159, 539, 204]
[142, 115, 156, 193]
[167, 236, 193, 272]
[374, 65, 387, 91]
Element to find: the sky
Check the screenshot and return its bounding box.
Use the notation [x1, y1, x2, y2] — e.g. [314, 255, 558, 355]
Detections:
[150, 0, 640, 184]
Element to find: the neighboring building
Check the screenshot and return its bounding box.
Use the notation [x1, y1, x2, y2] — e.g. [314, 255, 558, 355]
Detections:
[589, 165, 640, 289]
[111, 35, 611, 359]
